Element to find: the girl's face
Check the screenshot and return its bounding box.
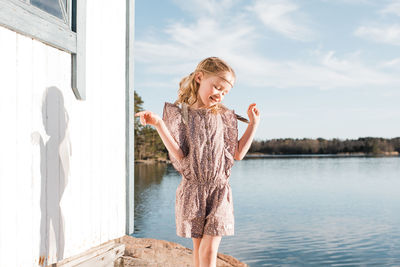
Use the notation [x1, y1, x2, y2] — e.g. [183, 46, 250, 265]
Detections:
[194, 71, 235, 108]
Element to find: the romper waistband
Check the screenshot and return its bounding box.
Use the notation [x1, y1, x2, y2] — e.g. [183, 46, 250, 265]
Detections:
[181, 175, 230, 187]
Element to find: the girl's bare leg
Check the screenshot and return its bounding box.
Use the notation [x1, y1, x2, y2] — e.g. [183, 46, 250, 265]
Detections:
[192, 237, 202, 267]
[198, 234, 222, 267]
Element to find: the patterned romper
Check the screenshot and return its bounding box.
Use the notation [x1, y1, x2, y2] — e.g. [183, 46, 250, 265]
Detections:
[162, 101, 239, 238]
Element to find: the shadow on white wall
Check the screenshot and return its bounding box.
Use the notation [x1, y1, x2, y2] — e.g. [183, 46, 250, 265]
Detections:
[31, 86, 71, 266]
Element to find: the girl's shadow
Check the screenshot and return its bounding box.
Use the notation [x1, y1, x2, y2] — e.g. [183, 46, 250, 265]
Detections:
[31, 87, 71, 266]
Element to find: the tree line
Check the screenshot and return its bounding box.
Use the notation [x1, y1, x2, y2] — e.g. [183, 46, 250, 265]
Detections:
[134, 91, 167, 161]
[134, 92, 399, 161]
[249, 137, 400, 155]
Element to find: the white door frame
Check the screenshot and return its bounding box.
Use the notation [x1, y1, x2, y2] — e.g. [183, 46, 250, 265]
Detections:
[125, 0, 135, 235]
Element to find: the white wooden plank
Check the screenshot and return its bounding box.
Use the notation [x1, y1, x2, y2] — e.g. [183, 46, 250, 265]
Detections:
[57, 240, 124, 267]
[68, 54, 92, 253]
[31, 37, 49, 267]
[84, 0, 107, 245]
[78, 244, 124, 267]
[44, 44, 71, 265]
[49, 43, 81, 261]
[117, 0, 129, 238]
[43, 86, 61, 265]
[58, 49, 76, 259]
[97, 0, 108, 242]
[64, 35, 92, 250]
[84, 0, 102, 247]
[109, 1, 123, 239]
[99, 0, 126, 240]
[79, 103, 91, 252]
[15, 32, 35, 267]
[107, 0, 126, 236]
[0, 26, 4, 267]
[0, 26, 18, 267]
[63, 100, 84, 258]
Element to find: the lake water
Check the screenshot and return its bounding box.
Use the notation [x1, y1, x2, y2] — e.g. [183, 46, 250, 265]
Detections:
[132, 157, 400, 266]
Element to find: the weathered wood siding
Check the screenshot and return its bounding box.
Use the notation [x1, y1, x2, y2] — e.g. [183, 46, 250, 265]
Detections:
[0, 1, 126, 266]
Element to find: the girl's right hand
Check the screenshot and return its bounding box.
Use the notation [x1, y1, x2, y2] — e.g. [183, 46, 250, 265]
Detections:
[134, 111, 162, 127]
[247, 103, 260, 126]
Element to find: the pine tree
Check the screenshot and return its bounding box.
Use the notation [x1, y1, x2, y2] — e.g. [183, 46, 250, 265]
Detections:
[134, 91, 167, 161]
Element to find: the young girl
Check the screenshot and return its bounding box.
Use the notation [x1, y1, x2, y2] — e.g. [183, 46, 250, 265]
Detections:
[135, 57, 260, 267]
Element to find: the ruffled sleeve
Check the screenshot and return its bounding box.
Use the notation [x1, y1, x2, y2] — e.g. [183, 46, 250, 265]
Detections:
[221, 108, 239, 177]
[162, 102, 190, 175]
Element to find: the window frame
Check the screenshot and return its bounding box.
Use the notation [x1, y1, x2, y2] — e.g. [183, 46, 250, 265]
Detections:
[0, 0, 86, 100]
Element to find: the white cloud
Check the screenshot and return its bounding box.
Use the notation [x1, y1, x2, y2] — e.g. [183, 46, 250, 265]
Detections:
[355, 1, 400, 45]
[320, 0, 373, 4]
[379, 57, 400, 68]
[262, 111, 299, 118]
[164, 18, 255, 52]
[318, 51, 398, 87]
[135, 16, 257, 76]
[355, 24, 400, 45]
[380, 0, 400, 16]
[248, 0, 314, 41]
[137, 29, 400, 90]
[135, 80, 177, 89]
[230, 51, 399, 90]
[135, 0, 400, 91]
[171, 0, 235, 17]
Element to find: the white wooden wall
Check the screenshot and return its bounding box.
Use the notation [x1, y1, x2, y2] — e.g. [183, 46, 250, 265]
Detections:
[0, 1, 127, 266]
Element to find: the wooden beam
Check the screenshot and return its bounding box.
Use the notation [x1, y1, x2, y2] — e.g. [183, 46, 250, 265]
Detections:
[71, 0, 86, 100]
[125, 0, 135, 235]
[55, 238, 125, 267]
[0, 0, 76, 53]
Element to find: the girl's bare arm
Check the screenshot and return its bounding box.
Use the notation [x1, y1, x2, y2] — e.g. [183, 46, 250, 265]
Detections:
[234, 123, 259, 160]
[135, 110, 184, 161]
[234, 103, 260, 161]
[154, 120, 185, 161]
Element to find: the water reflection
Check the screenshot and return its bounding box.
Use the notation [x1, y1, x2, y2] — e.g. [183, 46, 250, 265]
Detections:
[133, 163, 182, 242]
[134, 162, 168, 191]
[134, 163, 168, 221]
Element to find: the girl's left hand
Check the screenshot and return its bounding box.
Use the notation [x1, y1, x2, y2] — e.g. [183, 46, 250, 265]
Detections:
[247, 103, 260, 126]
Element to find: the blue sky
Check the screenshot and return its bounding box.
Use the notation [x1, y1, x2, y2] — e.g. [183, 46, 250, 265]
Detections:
[134, 0, 400, 140]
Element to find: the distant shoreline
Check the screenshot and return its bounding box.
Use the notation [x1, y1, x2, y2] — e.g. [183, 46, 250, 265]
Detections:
[134, 151, 399, 164]
[244, 151, 399, 159]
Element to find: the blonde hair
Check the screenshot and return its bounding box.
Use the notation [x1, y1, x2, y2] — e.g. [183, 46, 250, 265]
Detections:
[174, 57, 236, 114]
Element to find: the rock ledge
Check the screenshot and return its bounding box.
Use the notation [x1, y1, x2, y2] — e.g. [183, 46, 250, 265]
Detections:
[120, 235, 249, 267]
